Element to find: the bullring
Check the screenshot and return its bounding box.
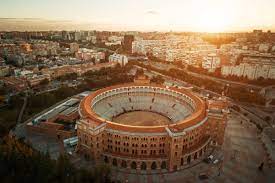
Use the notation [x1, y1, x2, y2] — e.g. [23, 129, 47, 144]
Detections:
[77, 82, 227, 172]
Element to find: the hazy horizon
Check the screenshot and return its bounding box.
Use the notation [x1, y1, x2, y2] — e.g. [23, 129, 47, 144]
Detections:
[1, 0, 275, 33]
[0, 18, 274, 33]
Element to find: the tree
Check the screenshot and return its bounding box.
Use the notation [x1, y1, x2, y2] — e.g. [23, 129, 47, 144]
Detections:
[91, 57, 96, 65]
[151, 75, 165, 85]
[56, 73, 77, 81]
[40, 78, 49, 86]
[0, 136, 112, 183]
[136, 68, 144, 76]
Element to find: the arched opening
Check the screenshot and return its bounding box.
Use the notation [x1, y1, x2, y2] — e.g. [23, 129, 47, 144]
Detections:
[84, 154, 90, 160]
[141, 162, 147, 170]
[112, 158, 117, 167]
[131, 161, 137, 169]
[104, 156, 109, 163]
[151, 162, 157, 170]
[161, 161, 167, 169]
[194, 152, 198, 160]
[181, 158, 184, 166]
[199, 149, 202, 157]
[187, 155, 191, 164]
[121, 160, 127, 168]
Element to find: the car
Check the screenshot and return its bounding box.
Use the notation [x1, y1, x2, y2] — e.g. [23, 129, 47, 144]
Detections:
[198, 173, 209, 180]
[208, 155, 214, 160]
[213, 159, 219, 164]
[204, 155, 214, 163]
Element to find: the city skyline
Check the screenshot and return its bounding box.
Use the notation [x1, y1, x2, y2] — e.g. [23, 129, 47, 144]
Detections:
[1, 0, 275, 32]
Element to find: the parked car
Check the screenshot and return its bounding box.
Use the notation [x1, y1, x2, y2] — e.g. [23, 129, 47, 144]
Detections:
[213, 159, 219, 164]
[204, 155, 214, 163]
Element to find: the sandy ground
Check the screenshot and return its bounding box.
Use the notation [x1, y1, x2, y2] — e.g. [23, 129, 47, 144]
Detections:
[112, 111, 171, 126]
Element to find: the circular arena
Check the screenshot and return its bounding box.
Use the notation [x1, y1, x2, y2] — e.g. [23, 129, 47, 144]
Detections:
[92, 85, 195, 126]
[77, 83, 227, 172]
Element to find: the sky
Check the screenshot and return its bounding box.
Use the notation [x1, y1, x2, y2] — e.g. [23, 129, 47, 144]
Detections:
[1, 0, 275, 32]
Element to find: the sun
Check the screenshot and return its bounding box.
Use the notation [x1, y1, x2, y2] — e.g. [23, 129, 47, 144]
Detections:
[195, 10, 232, 32]
[191, 0, 234, 32]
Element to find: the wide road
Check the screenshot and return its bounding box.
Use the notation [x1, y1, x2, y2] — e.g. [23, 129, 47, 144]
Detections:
[17, 96, 28, 124]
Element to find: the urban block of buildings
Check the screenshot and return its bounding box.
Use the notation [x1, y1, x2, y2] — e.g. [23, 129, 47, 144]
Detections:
[222, 53, 275, 79]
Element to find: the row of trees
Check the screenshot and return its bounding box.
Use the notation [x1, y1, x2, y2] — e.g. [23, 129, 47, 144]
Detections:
[83, 64, 134, 88]
[187, 65, 275, 87]
[0, 95, 23, 137]
[0, 137, 111, 183]
[56, 73, 78, 82]
[151, 75, 165, 85]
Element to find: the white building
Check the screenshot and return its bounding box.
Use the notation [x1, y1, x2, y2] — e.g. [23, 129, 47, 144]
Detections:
[221, 53, 275, 80]
[109, 54, 128, 66]
[108, 36, 123, 42]
[75, 48, 105, 62]
[259, 44, 270, 53]
[202, 53, 221, 72]
[14, 69, 33, 77]
[86, 36, 97, 44]
[74, 32, 81, 41]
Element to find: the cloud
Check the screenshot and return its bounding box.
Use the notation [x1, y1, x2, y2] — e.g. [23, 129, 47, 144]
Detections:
[146, 10, 159, 15]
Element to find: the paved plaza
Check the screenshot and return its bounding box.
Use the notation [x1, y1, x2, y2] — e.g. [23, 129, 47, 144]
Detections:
[110, 113, 275, 183]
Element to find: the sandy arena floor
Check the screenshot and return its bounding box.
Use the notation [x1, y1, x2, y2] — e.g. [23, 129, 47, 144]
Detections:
[112, 111, 171, 126]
